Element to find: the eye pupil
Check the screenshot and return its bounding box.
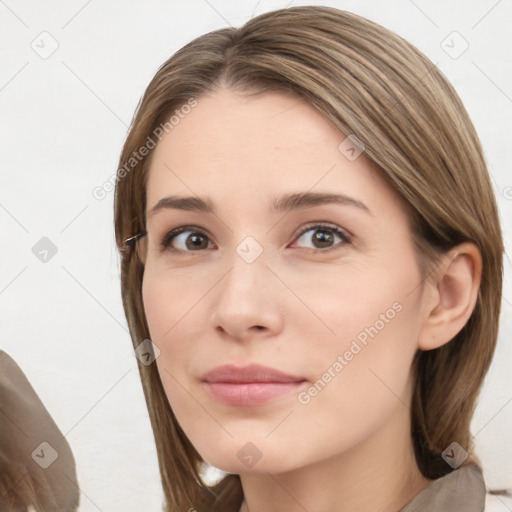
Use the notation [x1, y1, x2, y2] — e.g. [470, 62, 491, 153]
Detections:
[313, 229, 334, 248]
[186, 233, 208, 250]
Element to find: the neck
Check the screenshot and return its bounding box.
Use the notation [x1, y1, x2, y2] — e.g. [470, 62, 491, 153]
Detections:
[238, 405, 432, 512]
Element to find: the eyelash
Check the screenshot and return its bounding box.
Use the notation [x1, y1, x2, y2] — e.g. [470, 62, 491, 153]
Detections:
[159, 223, 352, 254]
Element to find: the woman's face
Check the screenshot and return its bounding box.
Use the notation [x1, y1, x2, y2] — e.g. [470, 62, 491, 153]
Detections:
[142, 88, 430, 474]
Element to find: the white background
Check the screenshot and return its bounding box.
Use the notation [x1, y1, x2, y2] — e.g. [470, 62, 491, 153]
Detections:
[1, 1, 511, 510]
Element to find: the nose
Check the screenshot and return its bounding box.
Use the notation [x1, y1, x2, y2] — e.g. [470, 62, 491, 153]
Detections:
[210, 248, 284, 343]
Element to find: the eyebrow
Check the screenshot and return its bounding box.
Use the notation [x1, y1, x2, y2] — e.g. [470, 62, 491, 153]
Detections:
[148, 191, 372, 217]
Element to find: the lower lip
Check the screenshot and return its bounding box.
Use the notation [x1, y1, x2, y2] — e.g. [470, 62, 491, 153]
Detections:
[204, 381, 305, 406]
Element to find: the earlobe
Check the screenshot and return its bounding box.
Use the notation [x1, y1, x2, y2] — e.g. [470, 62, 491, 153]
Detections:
[418, 243, 482, 351]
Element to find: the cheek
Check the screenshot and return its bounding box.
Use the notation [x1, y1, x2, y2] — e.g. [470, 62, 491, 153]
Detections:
[141, 267, 210, 406]
[278, 299, 421, 469]
[313, 299, 420, 408]
[142, 272, 202, 443]
[287, 255, 422, 361]
[141, 264, 207, 341]
[141, 270, 190, 391]
[288, 259, 422, 433]
[141, 273, 170, 342]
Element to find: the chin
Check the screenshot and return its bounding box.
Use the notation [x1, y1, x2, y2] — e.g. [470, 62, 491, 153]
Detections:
[189, 434, 308, 476]
[204, 453, 294, 475]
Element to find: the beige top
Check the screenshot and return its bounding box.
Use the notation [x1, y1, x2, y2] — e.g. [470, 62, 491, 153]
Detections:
[399, 463, 486, 511]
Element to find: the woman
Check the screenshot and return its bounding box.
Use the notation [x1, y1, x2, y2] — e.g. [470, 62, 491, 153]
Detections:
[114, 6, 503, 511]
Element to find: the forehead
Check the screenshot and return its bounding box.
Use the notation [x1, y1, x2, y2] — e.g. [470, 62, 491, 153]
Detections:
[145, 88, 400, 219]
[155, 89, 339, 162]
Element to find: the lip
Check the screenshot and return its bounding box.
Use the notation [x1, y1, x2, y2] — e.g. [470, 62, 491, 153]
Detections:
[201, 364, 307, 406]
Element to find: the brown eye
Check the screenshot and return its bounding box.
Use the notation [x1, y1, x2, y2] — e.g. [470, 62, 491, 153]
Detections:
[161, 227, 214, 252]
[292, 224, 351, 251]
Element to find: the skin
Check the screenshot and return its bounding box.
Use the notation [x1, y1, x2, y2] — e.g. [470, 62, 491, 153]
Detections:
[141, 88, 481, 512]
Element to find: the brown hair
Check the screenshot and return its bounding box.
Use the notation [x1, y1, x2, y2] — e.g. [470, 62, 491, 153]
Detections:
[113, 6, 503, 511]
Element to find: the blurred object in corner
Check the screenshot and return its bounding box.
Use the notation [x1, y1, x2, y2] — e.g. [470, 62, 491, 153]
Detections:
[0, 350, 79, 511]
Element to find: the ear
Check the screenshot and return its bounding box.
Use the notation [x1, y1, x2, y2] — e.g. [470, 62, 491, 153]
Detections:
[418, 242, 482, 351]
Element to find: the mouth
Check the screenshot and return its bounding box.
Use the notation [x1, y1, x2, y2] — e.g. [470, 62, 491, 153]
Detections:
[201, 364, 307, 407]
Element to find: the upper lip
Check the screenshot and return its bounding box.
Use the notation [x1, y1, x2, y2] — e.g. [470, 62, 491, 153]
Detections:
[201, 364, 305, 384]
